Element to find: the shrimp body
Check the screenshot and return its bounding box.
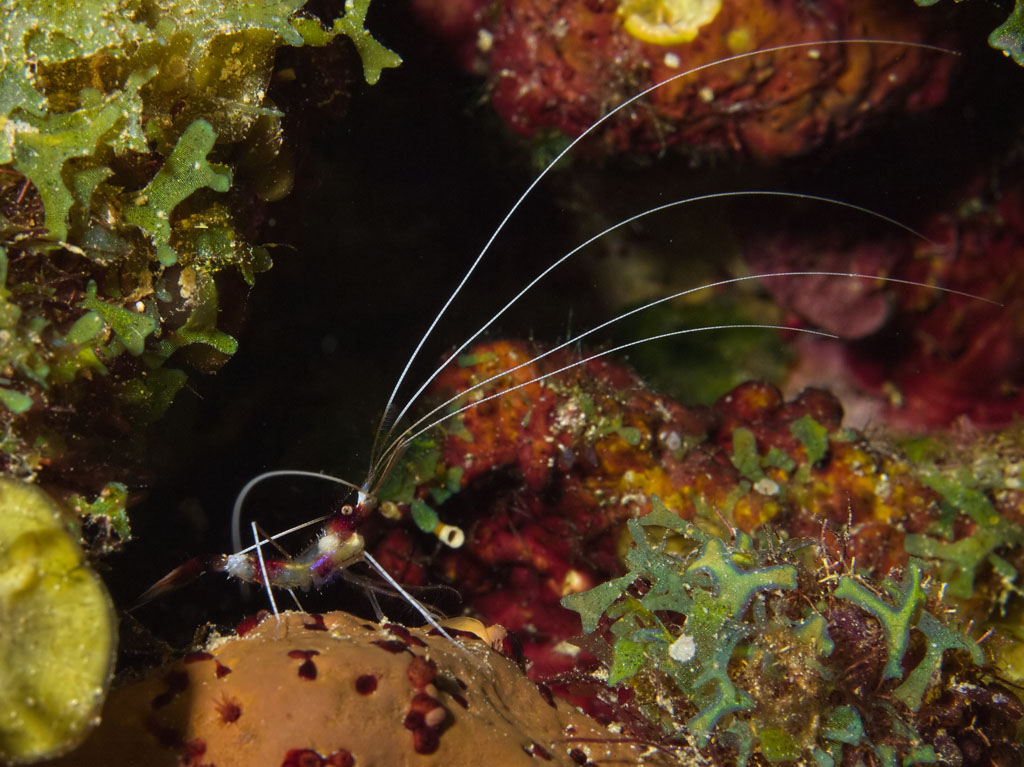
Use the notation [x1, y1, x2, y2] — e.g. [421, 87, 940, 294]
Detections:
[137, 503, 373, 604]
[221, 526, 365, 591]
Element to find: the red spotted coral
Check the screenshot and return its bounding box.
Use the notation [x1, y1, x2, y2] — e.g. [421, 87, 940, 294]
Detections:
[56, 610, 684, 766]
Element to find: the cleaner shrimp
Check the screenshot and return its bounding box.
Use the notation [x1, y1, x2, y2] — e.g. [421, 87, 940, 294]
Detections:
[137, 28, 1003, 644]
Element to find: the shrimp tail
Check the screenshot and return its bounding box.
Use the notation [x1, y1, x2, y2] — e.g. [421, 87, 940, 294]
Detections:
[132, 554, 230, 609]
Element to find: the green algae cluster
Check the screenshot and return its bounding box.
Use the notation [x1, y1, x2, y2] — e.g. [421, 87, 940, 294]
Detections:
[562, 497, 1022, 766]
[898, 425, 1024, 686]
[0, 477, 116, 765]
[0, 0, 398, 500]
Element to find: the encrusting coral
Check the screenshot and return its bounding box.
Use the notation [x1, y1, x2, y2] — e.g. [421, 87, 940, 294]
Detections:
[57, 610, 684, 767]
[410, 0, 955, 161]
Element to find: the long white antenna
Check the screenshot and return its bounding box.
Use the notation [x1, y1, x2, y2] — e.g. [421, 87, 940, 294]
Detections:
[378, 323, 838, 475]
[234, 515, 331, 556]
[368, 38, 957, 469]
[369, 265, 996, 485]
[231, 469, 366, 553]
[377, 190, 935, 455]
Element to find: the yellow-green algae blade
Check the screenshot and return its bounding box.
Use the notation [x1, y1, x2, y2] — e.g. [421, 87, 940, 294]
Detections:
[0, 479, 116, 764]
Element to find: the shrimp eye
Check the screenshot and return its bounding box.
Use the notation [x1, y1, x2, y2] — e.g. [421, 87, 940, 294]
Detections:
[340, 504, 354, 516]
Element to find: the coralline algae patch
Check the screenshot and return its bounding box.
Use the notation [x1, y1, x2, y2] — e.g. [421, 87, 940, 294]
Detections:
[410, 0, 954, 161]
[371, 341, 1024, 690]
[56, 610, 684, 767]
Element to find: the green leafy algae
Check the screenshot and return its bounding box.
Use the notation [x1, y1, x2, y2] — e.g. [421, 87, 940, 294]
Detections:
[562, 496, 995, 766]
[78, 281, 158, 356]
[894, 611, 984, 711]
[0, 0, 397, 489]
[789, 414, 828, 465]
[411, 498, 440, 535]
[905, 467, 1024, 601]
[67, 481, 131, 545]
[990, 0, 1024, 65]
[834, 564, 928, 682]
[376, 435, 444, 506]
[123, 119, 231, 267]
[914, 0, 1024, 65]
[730, 427, 764, 481]
[291, 0, 403, 84]
[4, 69, 154, 242]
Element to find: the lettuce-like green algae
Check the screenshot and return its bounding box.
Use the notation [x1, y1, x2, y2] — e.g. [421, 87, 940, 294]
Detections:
[0, 477, 116, 765]
[0, 0, 398, 516]
[562, 497, 1001, 767]
[122, 118, 232, 267]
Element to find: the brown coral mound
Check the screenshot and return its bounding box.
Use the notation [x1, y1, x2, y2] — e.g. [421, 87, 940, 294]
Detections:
[57, 611, 685, 766]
